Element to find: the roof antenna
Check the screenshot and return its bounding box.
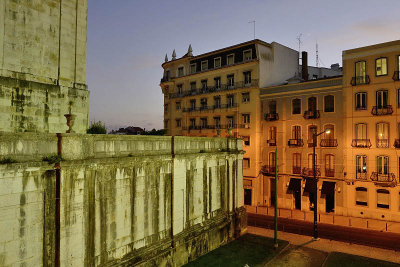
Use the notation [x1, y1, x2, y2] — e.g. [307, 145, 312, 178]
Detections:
[296, 33, 302, 76]
[249, 20, 256, 40]
[316, 42, 319, 68]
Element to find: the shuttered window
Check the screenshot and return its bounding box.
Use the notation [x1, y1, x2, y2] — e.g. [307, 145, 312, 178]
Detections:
[377, 189, 390, 209]
[355, 187, 367, 206]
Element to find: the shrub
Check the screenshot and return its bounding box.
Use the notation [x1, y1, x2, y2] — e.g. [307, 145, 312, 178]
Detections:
[87, 121, 107, 134]
[0, 157, 17, 164]
[42, 155, 63, 164]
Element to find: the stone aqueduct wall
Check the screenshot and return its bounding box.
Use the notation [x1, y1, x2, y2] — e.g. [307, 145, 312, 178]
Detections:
[0, 133, 246, 266]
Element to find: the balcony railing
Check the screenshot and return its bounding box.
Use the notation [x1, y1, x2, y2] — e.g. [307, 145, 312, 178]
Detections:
[393, 71, 399, 81]
[261, 165, 276, 176]
[288, 139, 304, 147]
[356, 172, 368, 180]
[303, 110, 320, 119]
[182, 103, 238, 113]
[308, 139, 316, 147]
[376, 139, 389, 148]
[394, 139, 400, 148]
[264, 113, 279, 121]
[351, 139, 372, 148]
[320, 139, 338, 147]
[168, 79, 259, 99]
[371, 105, 393, 116]
[267, 139, 276, 146]
[293, 166, 301, 174]
[350, 75, 370, 86]
[370, 172, 396, 185]
[325, 169, 335, 177]
[302, 167, 320, 177]
[160, 76, 173, 83]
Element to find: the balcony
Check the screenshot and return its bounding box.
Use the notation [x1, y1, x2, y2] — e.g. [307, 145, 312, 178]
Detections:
[264, 113, 279, 121]
[350, 75, 370, 86]
[160, 76, 172, 83]
[351, 139, 372, 148]
[394, 139, 400, 148]
[371, 105, 393, 116]
[370, 172, 396, 186]
[320, 139, 338, 147]
[325, 169, 335, 177]
[393, 71, 399, 81]
[261, 165, 276, 176]
[376, 139, 389, 148]
[267, 139, 276, 146]
[288, 139, 304, 147]
[356, 172, 368, 180]
[302, 167, 320, 177]
[303, 110, 320, 119]
[293, 166, 301, 174]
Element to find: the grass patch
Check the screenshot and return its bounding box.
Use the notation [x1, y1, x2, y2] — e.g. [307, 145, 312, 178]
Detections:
[42, 154, 63, 164]
[0, 157, 17, 164]
[184, 234, 288, 267]
[325, 252, 399, 267]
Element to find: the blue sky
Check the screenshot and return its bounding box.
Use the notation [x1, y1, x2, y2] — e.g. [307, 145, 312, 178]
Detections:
[87, 0, 400, 130]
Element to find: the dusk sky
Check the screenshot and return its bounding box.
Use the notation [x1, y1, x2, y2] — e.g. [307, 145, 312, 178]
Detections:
[87, 0, 400, 131]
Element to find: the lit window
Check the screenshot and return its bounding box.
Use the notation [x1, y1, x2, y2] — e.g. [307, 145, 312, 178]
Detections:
[324, 95, 334, 112]
[376, 123, 389, 148]
[190, 63, 196, 74]
[375, 57, 387, 76]
[201, 60, 208, 71]
[243, 49, 252, 61]
[355, 61, 366, 84]
[292, 99, 301, 114]
[355, 92, 367, 110]
[355, 187, 368, 206]
[177, 67, 184, 77]
[214, 57, 221, 68]
[242, 92, 250, 103]
[377, 189, 390, 209]
[227, 54, 234, 65]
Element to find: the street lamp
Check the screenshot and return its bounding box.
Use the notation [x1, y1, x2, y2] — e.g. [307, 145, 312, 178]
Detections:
[312, 128, 330, 240]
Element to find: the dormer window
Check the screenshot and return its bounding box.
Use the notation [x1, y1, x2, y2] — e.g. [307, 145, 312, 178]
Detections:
[190, 63, 196, 74]
[243, 49, 252, 61]
[177, 67, 184, 77]
[201, 60, 208, 71]
[227, 54, 234, 65]
[214, 57, 221, 68]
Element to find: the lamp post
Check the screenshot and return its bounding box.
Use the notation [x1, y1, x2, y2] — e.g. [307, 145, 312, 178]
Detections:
[312, 128, 330, 240]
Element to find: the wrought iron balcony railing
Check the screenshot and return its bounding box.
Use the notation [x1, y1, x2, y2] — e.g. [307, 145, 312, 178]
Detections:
[356, 172, 368, 180]
[370, 172, 396, 184]
[350, 75, 370, 86]
[351, 139, 372, 148]
[182, 103, 238, 113]
[261, 165, 276, 176]
[393, 71, 399, 81]
[394, 139, 400, 148]
[302, 167, 320, 177]
[293, 166, 301, 174]
[371, 105, 393, 116]
[303, 110, 320, 119]
[308, 139, 316, 147]
[325, 169, 335, 177]
[264, 113, 279, 121]
[320, 139, 338, 147]
[267, 139, 276, 146]
[376, 139, 389, 148]
[288, 139, 304, 147]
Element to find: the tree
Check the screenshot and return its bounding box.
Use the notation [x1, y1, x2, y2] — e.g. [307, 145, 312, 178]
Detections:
[87, 121, 107, 134]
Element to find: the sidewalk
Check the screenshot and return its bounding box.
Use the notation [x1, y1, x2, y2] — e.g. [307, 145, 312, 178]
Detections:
[248, 226, 400, 264]
[246, 206, 400, 233]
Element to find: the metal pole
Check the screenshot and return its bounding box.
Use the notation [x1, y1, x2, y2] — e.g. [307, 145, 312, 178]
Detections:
[313, 134, 318, 240]
[274, 147, 278, 248]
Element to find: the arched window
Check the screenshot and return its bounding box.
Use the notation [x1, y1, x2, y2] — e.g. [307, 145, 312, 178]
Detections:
[355, 187, 367, 206]
[377, 189, 390, 209]
[308, 125, 317, 147]
[292, 99, 301, 114]
[324, 95, 334, 112]
[325, 154, 335, 177]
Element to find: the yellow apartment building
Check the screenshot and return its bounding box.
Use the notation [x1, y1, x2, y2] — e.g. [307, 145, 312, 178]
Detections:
[160, 40, 298, 181]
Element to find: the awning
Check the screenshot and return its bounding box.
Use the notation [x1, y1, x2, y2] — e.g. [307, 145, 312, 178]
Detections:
[303, 179, 316, 193]
[288, 178, 301, 191]
[321, 181, 335, 195]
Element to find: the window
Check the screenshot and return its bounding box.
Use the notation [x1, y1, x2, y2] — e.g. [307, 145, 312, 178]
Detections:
[190, 82, 196, 92]
[214, 117, 221, 128]
[164, 120, 169, 129]
[190, 118, 196, 128]
[201, 118, 207, 128]
[292, 125, 301, 139]
[375, 57, 387, 76]
[308, 97, 317, 111]
[269, 101, 277, 114]
[190, 99, 196, 110]
[164, 104, 168, 112]
[376, 122, 389, 148]
[200, 98, 207, 109]
[355, 123, 367, 139]
[227, 54, 234, 65]
[176, 119, 181, 127]
[269, 126, 276, 141]
[243, 136, 250, 146]
[356, 155, 367, 177]
[376, 90, 388, 108]
[165, 70, 170, 79]
[324, 124, 334, 139]
[324, 95, 334, 112]
[176, 102, 181, 110]
[242, 114, 250, 124]
[243, 49, 252, 61]
[226, 116, 234, 128]
[214, 96, 221, 108]
[227, 94, 234, 107]
[177, 67, 184, 77]
[244, 71, 252, 85]
[214, 77, 221, 90]
[308, 153, 317, 169]
[190, 63, 196, 74]
[201, 60, 208, 71]
[227, 74, 235, 88]
[355, 61, 366, 81]
[201, 80, 207, 91]
[243, 158, 250, 169]
[214, 57, 221, 68]
[269, 152, 276, 168]
[377, 155, 389, 175]
[242, 92, 250, 103]
[355, 92, 367, 110]
[293, 153, 301, 170]
[355, 187, 368, 206]
[292, 99, 301, 114]
[308, 125, 317, 143]
[325, 154, 334, 177]
[377, 189, 390, 209]
[177, 84, 183, 95]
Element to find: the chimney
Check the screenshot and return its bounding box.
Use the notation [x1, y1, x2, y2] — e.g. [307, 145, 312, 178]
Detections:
[301, 51, 308, 81]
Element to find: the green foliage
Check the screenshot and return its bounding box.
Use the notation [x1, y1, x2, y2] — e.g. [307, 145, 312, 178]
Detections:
[141, 128, 166, 136]
[0, 157, 17, 164]
[42, 154, 63, 164]
[87, 121, 107, 134]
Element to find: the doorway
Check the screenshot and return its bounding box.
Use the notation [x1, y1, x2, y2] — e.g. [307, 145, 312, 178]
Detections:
[270, 179, 276, 206]
[288, 178, 301, 209]
[321, 181, 335, 213]
[244, 189, 252, 206]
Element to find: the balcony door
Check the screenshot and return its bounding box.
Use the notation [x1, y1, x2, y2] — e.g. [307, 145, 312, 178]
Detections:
[355, 123, 367, 140]
[355, 61, 366, 82]
[324, 124, 334, 139]
[377, 156, 389, 175]
[308, 97, 317, 111]
[292, 125, 301, 140]
[269, 152, 276, 169]
[376, 90, 388, 108]
[269, 101, 277, 114]
[376, 122, 389, 147]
